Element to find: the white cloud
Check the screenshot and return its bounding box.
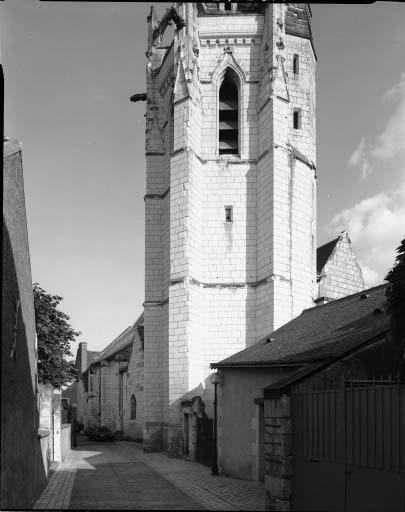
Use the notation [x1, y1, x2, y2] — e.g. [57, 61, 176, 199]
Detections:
[348, 137, 372, 181]
[330, 184, 405, 285]
[359, 262, 380, 288]
[370, 96, 405, 160]
[382, 72, 405, 102]
[348, 73, 405, 180]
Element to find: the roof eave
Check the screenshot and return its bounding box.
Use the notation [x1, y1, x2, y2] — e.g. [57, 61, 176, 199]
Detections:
[210, 361, 304, 369]
[263, 329, 389, 398]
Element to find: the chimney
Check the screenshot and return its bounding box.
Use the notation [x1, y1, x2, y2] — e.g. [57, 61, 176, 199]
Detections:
[77, 342, 88, 375]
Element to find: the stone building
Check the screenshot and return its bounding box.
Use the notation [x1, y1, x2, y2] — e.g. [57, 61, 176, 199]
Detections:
[211, 284, 403, 486]
[2, 138, 47, 508]
[62, 342, 99, 425]
[75, 314, 144, 439]
[140, 2, 317, 454]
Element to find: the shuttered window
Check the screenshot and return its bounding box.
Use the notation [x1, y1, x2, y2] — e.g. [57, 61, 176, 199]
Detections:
[219, 69, 239, 156]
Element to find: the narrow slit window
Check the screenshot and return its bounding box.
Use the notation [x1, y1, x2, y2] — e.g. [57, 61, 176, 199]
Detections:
[219, 69, 239, 155]
[293, 109, 301, 130]
[225, 206, 233, 223]
[130, 395, 136, 420]
[293, 54, 299, 75]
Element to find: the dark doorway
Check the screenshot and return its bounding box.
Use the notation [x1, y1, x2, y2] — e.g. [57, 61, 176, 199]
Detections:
[196, 416, 214, 467]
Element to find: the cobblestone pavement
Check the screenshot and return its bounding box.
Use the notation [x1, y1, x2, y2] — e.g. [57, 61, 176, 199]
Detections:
[124, 442, 266, 511]
[33, 439, 266, 510]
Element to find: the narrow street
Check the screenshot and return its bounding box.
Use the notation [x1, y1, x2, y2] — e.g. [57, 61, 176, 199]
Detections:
[34, 438, 266, 510]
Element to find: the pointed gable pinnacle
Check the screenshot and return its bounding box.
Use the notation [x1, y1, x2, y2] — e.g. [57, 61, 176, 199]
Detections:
[147, 6, 160, 50]
[173, 59, 190, 103]
[147, 5, 159, 29]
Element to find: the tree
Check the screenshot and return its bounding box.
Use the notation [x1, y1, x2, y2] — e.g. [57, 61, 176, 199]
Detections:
[33, 283, 80, 388]
[385, 237, 405, 351]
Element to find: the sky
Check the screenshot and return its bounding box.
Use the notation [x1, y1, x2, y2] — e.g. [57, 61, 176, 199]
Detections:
[1, 2, 404, 354]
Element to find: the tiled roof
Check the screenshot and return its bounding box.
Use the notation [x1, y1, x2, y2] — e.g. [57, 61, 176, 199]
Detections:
[87, 351, 100, 366]
[317, 237, 339, 275]
[94, 312, 144, 363]
[285, 4, 313, 42]
[212, 284, 388, 368]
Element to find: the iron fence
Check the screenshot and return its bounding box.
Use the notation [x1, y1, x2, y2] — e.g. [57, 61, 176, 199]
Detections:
[291, 375, 405, 473]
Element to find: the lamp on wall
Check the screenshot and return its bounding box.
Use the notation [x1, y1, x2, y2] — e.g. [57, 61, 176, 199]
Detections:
[210, 371, 222, 476]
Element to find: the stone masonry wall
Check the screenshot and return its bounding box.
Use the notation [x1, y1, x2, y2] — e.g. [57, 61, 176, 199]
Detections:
[264, 394, 293, 511]
[143, 3, 317, 456]
[319, 232, 365, 300]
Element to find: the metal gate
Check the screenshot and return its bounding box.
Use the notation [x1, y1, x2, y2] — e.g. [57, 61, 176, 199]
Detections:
[196, 415, 214, 467]
[291, 376, 405, 512]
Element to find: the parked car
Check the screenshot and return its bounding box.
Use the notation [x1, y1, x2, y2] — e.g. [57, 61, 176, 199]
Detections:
[87, 426, 115, 442]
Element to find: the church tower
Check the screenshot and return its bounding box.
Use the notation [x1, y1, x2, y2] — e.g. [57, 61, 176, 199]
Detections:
[142, 2, 317, 454]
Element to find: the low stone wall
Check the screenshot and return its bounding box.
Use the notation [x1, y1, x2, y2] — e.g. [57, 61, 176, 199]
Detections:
[264, 395, 292, 511]
[61, 424, 71, 461]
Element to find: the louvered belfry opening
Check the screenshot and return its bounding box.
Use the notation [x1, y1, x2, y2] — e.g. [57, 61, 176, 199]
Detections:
[219, 69, 239, 156]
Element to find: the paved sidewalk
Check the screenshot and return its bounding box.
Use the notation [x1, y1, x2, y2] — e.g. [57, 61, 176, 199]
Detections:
[33, 450, 81, 509]
[33, 440, 266, 510]
[117, 442, 265, 511]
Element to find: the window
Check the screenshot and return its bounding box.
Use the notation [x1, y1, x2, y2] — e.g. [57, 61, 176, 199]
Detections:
[293, 109, 301, 130]
[103, 377, 107, 403]
[130, 395, 137, 420]
[293, 54, 299, 75]
[219, 69, 239, 155]
[225, 206, 233, 223]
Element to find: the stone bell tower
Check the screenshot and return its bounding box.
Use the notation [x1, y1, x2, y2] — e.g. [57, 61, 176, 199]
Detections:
[141, 2, 317, 454]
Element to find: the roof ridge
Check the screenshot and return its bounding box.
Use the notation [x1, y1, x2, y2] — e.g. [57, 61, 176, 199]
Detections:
[96, 325, 134, 360]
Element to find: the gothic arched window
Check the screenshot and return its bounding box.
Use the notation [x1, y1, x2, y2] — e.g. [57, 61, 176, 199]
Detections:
[219, 69, 239, 156]
[130, 394, 136, 420]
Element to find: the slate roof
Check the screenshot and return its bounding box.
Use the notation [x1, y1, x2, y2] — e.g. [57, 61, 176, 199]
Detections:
[317, 237, 339, 275]
[212, 284, 388, 368]
[285, 4, 313, 43]
[93, 312, 144, 364]
[87, 351, 100, 366]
